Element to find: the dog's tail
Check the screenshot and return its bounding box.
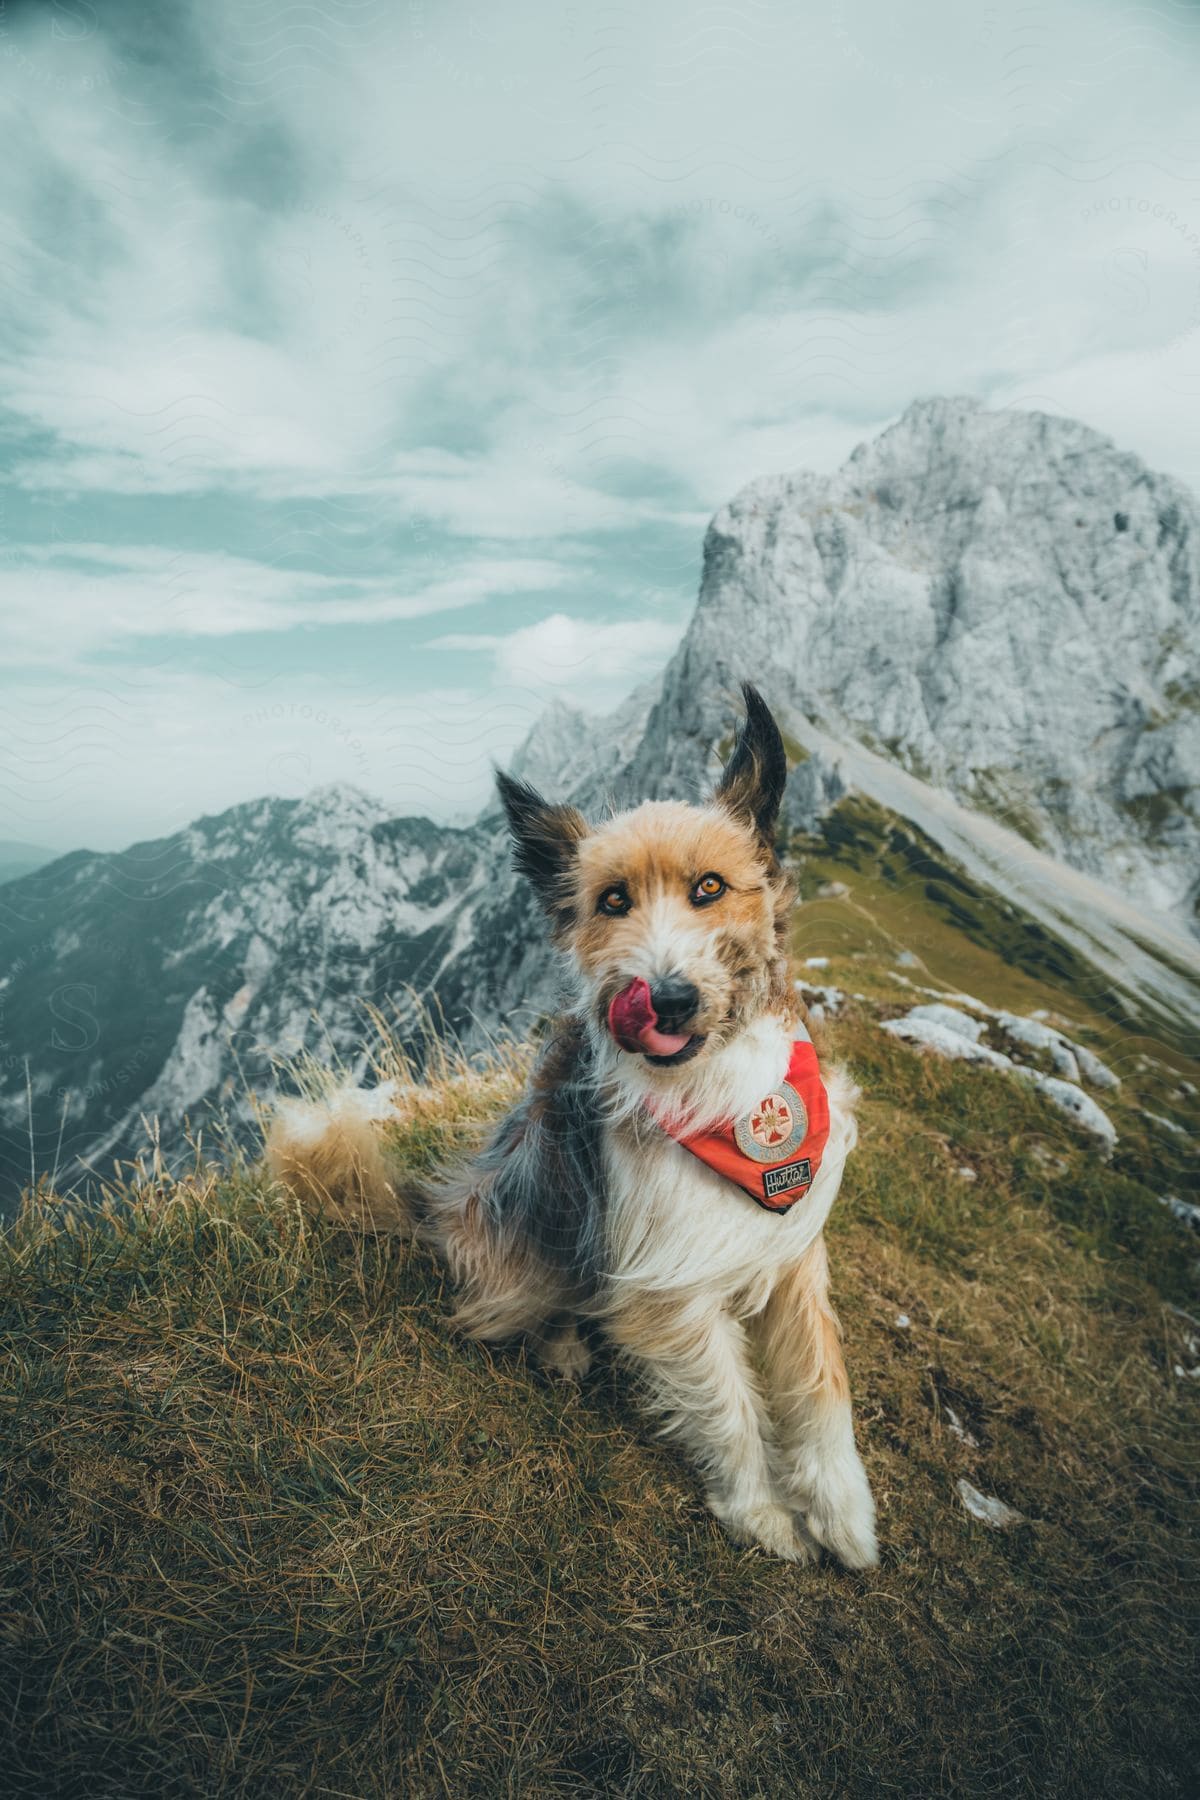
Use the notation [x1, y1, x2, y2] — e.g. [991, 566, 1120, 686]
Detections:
[264, 1081, 418, 1234]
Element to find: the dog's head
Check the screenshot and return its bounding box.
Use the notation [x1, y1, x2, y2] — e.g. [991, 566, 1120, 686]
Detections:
[495, 684, 793, 1070]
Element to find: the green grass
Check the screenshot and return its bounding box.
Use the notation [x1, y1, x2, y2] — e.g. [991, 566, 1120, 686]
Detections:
[790, 794, 1198, 1047]
[1, 971, 1198, 1796]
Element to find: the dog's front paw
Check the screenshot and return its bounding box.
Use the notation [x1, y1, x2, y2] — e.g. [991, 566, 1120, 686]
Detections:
[536, 1322, 592, 1381]
[796, 1456, 879, 1570]
[713, 1498, 819, 1564]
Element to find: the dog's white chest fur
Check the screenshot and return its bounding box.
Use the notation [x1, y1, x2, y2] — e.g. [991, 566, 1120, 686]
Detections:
[598, 1014, 858, 1308]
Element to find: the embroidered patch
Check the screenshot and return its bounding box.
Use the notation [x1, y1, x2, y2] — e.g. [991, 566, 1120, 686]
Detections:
[733, 1081, 809, 1164]
[648, 1037, 831, 1214]
[761, 1157, 813, 1203]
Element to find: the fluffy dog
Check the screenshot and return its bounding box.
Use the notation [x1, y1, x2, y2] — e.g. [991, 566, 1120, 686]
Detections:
[270, 685, 877, 1568]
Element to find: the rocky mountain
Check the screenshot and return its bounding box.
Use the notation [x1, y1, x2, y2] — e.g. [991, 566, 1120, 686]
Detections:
[643, 395, 1200, 920]
[2, 397, 1197, 1212]
[0, 790, 481, 1206]
[505, 680, 660, 800]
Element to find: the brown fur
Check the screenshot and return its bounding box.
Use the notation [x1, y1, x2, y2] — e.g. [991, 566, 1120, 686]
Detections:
[568, 799, 794, 1039]
[421, 1015, 600, 1343]
[752, 1236, 851, 1415]
[605, 1290, 716, 1365]
[264, 1097, 412, 1234]
[432, 1182, 576, 1341]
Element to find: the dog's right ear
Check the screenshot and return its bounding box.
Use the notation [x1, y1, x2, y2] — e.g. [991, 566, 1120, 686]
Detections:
[494, 770, 588, 933]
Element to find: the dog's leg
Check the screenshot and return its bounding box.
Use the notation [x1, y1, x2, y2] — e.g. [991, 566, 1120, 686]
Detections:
[608, 1295, 815, 1562]
[753, 1235, 878, 1569]
[423, 1176, 579, 1347]
[530, 1315, 592, 1381]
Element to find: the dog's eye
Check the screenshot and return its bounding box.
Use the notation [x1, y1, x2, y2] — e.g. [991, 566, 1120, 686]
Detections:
[597, 885, 631, 917]
[692, 872, 726, 905]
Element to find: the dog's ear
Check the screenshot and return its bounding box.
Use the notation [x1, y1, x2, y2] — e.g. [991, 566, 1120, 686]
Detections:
[714, 683, 788, 847]
[494, 769, 589, 931]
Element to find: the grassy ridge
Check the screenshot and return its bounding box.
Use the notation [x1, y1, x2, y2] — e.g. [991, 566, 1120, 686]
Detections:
[790, 795, 1141, 1025]
[1, 806, 1198, 1796]
[2, 1013, 1197, 1794]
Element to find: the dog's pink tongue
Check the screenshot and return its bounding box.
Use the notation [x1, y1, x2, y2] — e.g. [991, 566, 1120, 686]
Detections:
[608, 978, 692, 1057]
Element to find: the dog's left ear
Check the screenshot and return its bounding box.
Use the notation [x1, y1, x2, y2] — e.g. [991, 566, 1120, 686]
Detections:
[714, 683, 788, 847]
[494, 769, 589, 933]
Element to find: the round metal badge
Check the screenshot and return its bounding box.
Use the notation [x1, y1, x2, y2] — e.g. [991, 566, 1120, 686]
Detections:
[733, 1081, 809, 1164]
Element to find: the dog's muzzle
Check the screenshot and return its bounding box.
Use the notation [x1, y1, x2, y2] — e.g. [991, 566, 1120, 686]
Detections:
[607, 976, 705, 1064]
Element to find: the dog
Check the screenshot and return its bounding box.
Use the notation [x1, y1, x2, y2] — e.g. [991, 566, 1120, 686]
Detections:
[269, 684, 877, 1568]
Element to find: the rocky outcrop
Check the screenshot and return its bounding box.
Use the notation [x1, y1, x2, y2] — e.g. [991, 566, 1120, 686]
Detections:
[880, 999, 1120, 1155]
[664, 396, 1198, 921]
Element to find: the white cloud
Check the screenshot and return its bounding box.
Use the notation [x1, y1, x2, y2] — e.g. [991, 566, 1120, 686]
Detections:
[429, 611, 683, 689]
[4, 0, 1200, 853]
[5, 0, 1200, 521]
[0, 546, 571, 664]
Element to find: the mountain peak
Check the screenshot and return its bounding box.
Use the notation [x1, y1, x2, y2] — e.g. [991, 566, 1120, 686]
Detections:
[294, 781, 380, 817]
[290, 782, 389, 853]
[681, 398, 1199, 922]
[497, 681, 661, 812]
[891, 392, 983, 430]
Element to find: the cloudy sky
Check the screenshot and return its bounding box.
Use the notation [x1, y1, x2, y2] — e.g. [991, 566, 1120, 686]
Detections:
[2, 0, 1199, 850]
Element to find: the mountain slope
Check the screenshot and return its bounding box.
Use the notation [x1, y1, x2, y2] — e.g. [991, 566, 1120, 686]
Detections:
[0, 840, 55, 885]
[784, 712, 1200, 1042]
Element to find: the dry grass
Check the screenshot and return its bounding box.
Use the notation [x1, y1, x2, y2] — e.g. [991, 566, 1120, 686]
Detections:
[1, 965, 1197, 1797]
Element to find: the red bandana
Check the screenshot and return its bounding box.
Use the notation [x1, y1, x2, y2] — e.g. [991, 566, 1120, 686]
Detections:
[651, 1039, 830, 1212]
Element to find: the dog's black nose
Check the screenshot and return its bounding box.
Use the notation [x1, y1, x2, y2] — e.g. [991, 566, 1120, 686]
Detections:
[650, 976, 701, 1030]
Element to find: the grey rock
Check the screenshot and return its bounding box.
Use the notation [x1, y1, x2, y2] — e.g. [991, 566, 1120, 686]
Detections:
[957, 1479, 1026, 1530]
[881, 1006, 1119, 1154]
[683, 395, 1199, 925]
